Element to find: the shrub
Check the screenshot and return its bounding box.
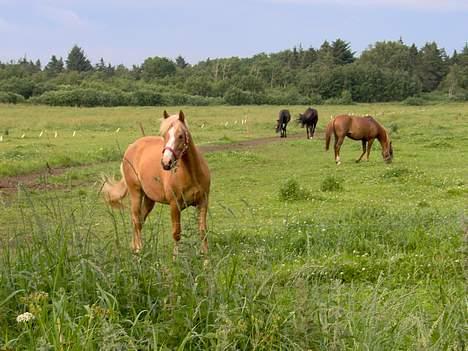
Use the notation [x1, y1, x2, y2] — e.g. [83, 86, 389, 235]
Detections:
[0, 92, 25, 104]
[279, 178, 310, 201]
[402, 96, 427, 106]
[325, 90, 354, 105]
[131, 89, 164, 106]
[381, 167, 411, 179]
[320, 175, 344, 192]
[224, 87, 254, 105]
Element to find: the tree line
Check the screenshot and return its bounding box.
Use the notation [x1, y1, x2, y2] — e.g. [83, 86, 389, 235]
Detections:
[0, 39, 467, 106]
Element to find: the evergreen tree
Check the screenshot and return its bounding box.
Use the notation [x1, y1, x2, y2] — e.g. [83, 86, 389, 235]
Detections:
[408, 44, 419, 74]
[331, 39, 355, 65]
[317, 41, 335, 66]
[175, 55, 189, 69]
[417, 42, 448, 91]
[66, 45, 93, 72]
[45, 55, 64, 75]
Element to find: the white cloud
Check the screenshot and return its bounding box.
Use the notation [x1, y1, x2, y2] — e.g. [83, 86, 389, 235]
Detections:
[40, 6, 90, 29]
[267, 0, 468, 11]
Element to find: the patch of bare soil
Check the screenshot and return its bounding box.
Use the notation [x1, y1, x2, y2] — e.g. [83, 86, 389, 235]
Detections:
[0, 132, 321, 193]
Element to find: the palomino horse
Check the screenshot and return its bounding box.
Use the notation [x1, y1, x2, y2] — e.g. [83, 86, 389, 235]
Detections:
[325, 114, 393, 165]
[102, 110, 211, 256]
[276, 109, 291, 138]
[297, 107, 318, 139]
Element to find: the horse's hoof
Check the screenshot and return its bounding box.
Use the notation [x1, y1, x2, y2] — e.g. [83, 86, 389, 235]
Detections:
[336, 161, 341, 166]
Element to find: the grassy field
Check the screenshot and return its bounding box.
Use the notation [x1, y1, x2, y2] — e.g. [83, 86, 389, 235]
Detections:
[0, 103, 467, 350]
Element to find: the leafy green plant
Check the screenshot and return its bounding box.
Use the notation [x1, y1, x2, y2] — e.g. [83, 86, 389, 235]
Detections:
[320, 175, 344, 192]
[279, 178, 310, 201]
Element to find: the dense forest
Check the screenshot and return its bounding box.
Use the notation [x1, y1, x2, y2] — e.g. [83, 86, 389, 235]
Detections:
[1, 39, 467, 106]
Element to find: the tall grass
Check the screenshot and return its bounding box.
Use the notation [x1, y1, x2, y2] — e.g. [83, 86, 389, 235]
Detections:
[0, 103, 466, 349]
[0, 186, 465, 350]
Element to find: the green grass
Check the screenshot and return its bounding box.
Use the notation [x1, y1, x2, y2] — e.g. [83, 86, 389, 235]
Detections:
[0, 103, 467, 349]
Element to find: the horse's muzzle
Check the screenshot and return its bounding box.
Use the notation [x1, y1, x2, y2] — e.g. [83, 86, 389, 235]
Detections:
[161, 158, 175, 171]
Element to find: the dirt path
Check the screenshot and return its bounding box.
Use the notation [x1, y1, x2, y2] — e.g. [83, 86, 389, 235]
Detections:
[0, 132, 321, 193]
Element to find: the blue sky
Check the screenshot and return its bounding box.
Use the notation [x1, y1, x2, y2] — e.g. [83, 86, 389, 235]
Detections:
[0, 0, 467, 67]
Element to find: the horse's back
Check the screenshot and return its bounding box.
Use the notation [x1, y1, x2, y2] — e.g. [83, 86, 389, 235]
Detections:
[124, 136, 164, 163]
[333, 115, 379, 139]
[304, 108, 318, 125]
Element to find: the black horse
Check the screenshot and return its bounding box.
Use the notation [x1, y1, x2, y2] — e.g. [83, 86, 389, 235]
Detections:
[276, 109, 291, 138]
[297, 107, 318, 139]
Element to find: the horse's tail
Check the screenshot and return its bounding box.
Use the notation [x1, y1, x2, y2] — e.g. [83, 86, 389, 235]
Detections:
[325, 118, 335, 151]
[101, 164, 128, 208]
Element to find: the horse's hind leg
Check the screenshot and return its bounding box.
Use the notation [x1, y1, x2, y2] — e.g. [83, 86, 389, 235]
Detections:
[356, 140, 367, 163]
[311, 123, 316, 138]
[141, 195, 155, 222]
[334, 136, 345, 165]
[130, 190, 144, 253]
[197, 199, 209, 255]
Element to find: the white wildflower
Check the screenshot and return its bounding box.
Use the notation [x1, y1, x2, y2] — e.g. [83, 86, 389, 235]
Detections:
[16, 312, 35, 323]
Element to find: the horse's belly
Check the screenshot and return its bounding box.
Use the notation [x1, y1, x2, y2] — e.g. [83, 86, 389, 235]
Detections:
[168, 185, 204, 208]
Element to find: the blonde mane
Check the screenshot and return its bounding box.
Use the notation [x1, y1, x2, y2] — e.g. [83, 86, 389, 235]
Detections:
[159, 114, 189, 136]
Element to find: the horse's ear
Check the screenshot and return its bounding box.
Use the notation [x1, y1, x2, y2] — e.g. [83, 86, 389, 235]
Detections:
[163, 110, 170, 119]
[178, 110, 185, 122]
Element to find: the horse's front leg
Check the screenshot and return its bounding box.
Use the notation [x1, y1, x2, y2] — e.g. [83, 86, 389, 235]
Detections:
[197, 199, 209, 255]
[356, 140, 367, 163]
[366, 138, 375, 161]
[170, 203, 182, 259]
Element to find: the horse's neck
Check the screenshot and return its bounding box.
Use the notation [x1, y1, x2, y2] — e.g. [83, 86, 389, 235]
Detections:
[377, 127, 389, 149]
[181, 138, 203, 178]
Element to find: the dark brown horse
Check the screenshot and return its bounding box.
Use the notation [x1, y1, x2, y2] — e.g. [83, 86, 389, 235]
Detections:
[276, 109, 291, 138]
[325, 115, 393, 165]
[297, 107, 318, 139]
[102, 110, 211, 257]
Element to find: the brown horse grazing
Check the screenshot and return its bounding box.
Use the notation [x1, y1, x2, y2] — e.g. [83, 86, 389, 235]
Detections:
[325, 115, 393, 165]
[101, 110, 211, 257]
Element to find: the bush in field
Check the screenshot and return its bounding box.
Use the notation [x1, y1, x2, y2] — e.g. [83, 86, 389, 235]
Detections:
[325, 90, 354, 105]
[131, 89, 164, 106]
[0, 91, 25, 104]
[402, 96, 428, 105]
[279, 178, 310, 201]
[0, 77, 36, 98]
[224, 87, 254, 105]
[31, 88, 134, 107]
[266, 88, 311, 105]
[320, 175, 344, 192]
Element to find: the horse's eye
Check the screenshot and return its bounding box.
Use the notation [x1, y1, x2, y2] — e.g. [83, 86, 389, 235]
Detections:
[179, 135, 183, 139]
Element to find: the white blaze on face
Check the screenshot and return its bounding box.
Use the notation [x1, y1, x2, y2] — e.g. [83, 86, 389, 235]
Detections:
[162, 127, 176, 162]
